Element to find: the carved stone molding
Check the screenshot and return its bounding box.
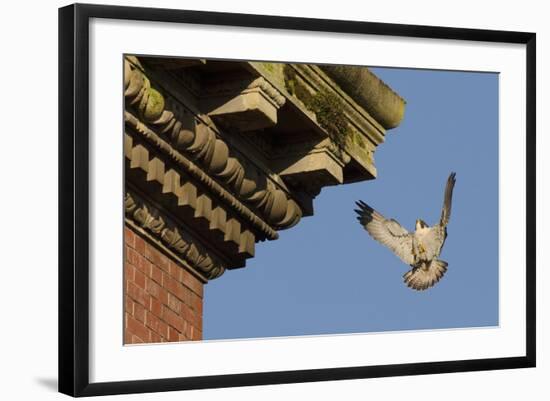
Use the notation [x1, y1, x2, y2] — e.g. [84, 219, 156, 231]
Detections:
[125, 192, 225, 280]
[282, 64, 380, 177]
[124, 57, 302, 231]
[124, 55, 405, 281]
[124, 113, 301, 238]
[248, 62, 400, 180]
[125, 128, 263, 269]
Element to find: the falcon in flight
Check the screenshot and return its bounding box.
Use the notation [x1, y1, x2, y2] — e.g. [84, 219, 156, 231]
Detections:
[354, 172, 457, 291]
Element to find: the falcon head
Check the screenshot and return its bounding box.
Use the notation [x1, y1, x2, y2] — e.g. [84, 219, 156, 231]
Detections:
[415, 219, 429, 230]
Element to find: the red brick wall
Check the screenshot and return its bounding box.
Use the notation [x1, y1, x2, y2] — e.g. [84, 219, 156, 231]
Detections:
[124, 225, 204, 344]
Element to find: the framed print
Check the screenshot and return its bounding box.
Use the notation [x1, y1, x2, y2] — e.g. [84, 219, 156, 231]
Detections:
[58, 3, 536, 397]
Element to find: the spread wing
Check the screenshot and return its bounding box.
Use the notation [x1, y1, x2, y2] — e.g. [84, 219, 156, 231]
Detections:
[403, 259, 448, 291]
[355, 200, 415, 265]
[440, 172, 456, 227]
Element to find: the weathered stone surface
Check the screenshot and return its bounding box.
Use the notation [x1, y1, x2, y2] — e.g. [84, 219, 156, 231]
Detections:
[201, 77, 286, 132]
[125, 192, 224, 280]
[273, 149, 344, 186]
[251, 62, 384, 180]
[205, 91, 277, 131]
[320, 65, 406, 129]
[124, 55, 404, 282]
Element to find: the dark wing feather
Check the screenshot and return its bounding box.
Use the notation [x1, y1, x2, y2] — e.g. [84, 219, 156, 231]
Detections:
[440, 172, 456, 227]
[355, 200, 415, 265]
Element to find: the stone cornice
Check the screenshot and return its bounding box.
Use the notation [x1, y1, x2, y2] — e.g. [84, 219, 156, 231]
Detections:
[124, 57, 303, 232]
[124, 115, 281, 241]
[123, 55, 406, 281]
[296, 64, 387, 144]
[203, 76, 286, 109]
[125, 192, 224, 280]
[134, 58, 296, 197]
[320, 65, 406, 130]
[248, 62, 383, 180]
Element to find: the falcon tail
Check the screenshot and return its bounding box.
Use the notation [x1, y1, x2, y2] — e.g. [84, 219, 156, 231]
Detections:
[403, 259, 448, 291]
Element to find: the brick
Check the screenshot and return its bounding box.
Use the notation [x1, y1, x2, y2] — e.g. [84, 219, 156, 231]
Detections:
[149, 297, 162, 317]
[189, 292, 203, 316]
[167, 293, 182, 314]
[158, 287, 169, 306]
[126, 246, 139, 265]
[155, 253, 170, 272]
[184, 321, 193, 339]
[180, 287, 192, 307]
[180, 269, 203, 297]
[162, 306, 185, 333]
[148, 281, 169, 305]
[133, 302, 146, 323]
[161, 271, 173, 291]
[124, 220, 208, 346]
[124, 228, 135, 248]
[131, 335, 144, 344]
[143, 243, 155, 263]
[124, 324, 133, 344]
[134, 268, 146, 289]
[127, 281, 149, 308]
[150, 332, 162, 343]
[168, 261, 182, 281]
[126, 314, 150, 342]
[158, 321, 169, 339]
[162, 273, 189, 304]
[193, 309, 202, 332]
[159, 287, 168, 305]
[145, 244, 169, 271]
[167, 327, 180, 342]
[125, 263, 135, 283]
[182, 304, 195, 324]
[145, 311, 168, 338]
[125, 296, 133, 316]
[192, 328, 202, 341]
[150, 264, 163, 284]
[145, 277, 161, 299]
[134, 234, 146, 255]
[135, 253, 152, 276]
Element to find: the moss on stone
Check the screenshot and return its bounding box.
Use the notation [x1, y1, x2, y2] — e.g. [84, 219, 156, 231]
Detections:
[310, 90, 349, 147]
[349, 130, 367, 150]
[283, 65, 350, 147]
[143, 88, 165, 122]
[283, 64, 313, 105]
[260, 63, 275, 73]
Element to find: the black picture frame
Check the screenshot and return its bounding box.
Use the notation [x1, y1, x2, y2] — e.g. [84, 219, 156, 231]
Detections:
[58, 3, 536, 397]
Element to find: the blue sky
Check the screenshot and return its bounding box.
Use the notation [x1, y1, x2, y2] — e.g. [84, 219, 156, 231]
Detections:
[203, 67, 499, 340]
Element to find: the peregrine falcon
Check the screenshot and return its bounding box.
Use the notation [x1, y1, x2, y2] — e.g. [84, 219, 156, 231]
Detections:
[355, 172, 457, 291]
